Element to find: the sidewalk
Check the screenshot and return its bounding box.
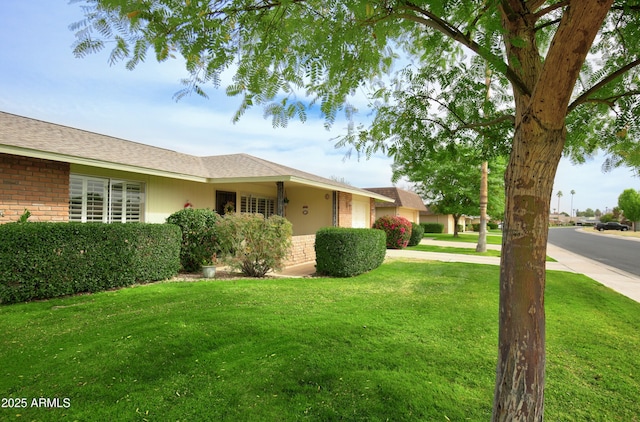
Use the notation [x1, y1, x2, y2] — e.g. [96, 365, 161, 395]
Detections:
[276, 238, 640, 303]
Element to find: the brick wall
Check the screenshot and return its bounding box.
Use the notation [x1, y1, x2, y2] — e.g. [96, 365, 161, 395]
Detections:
[284, 234, 316, 267]
[0, 154, 70, 223]
[370, 197, 376, 227]
[337, 192, 352, 228]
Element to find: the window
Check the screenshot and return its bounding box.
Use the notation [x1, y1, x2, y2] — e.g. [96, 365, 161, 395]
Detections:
[240, 195, 276, 217]
[69, 175, 145, 223]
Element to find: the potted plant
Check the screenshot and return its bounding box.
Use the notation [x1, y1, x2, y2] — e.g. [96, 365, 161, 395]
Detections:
[201, 253, 219, 278]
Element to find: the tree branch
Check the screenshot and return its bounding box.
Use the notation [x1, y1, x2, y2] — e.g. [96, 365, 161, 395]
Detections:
[533, 1, 569, 21]
[454, 114, 516, 134]
[396, 2, 531, 96]
[568, 57, 640, 112]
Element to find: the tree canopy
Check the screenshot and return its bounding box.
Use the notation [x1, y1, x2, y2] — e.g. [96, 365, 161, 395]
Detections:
[71, 1, 640, 170]
[618, 188, 640, 224]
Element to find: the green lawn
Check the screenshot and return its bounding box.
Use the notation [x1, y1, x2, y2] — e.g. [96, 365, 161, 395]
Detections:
[407, 244, 556, 261]
[425, 232, 503, 245]
[408, 244, 502, 257]
[1, 261, 638, 421]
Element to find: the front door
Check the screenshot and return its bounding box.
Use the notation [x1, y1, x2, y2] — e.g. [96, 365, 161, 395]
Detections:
[216, 191, 236, 215]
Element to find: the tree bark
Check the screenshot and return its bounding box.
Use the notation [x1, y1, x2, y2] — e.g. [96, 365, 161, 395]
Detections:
[476, 160, 488, 252]
[453, 214, 461, 237]
[493, 1, 613, 420]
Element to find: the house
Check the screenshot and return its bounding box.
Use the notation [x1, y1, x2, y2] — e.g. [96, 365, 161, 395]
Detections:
[364, 187, 428, 224]
[0, 111, 392, 266]
[419, 208, 461, 234]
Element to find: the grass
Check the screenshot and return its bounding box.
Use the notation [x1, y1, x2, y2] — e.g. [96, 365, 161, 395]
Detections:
[407, 244, 502, 257]
[425, 232, 504, 245]
[415, 233, 556, 261]
[578, 226, 640, 238]
[1, 261, 639, 421]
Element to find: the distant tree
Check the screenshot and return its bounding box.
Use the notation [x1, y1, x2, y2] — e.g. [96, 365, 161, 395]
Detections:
[583, 208, 596, 218]
[618, 189, 640, 231]
[599, 213, 616, 223]
[330, 176, 352, 186]
[595, 209, 603, 218]
[612, 206, 622, 221]
[393, 144, 505, 238]
[556, 191, 563, 215]
[570, 190, 576, 217]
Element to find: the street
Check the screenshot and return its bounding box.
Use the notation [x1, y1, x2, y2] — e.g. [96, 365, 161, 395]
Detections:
[547, 227, 640, 277]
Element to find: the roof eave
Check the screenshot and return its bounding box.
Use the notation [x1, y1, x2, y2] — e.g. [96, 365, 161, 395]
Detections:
[207, 174, 394, 202]
[287, 177, 394, 202]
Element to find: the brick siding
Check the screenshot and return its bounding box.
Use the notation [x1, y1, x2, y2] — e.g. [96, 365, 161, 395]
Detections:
[284, 234, 316, 267]
[0, 154, 70, 223]
[337, 192, 352, 228]
[370, 197, 376, 227]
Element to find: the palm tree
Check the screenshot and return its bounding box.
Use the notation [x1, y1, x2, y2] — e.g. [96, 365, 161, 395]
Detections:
[570, 190, 576, 217]
[556, 191, 563, 215]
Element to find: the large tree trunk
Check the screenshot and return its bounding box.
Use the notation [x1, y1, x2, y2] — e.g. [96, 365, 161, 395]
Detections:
[493, 1, 613, 420]
[492, 122, 564, 420]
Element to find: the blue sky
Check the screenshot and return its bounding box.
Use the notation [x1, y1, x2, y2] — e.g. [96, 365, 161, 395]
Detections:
[1, 1, 638, 215]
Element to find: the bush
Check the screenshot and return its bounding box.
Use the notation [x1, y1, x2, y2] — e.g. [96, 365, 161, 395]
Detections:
[0, 223, 181, 304]
[408, 222, 424, 247]
[421, 223, 444, 233]
[315, 228, 386, 277]
[372, 215, 412, 249]
[599, 213, 617, 223]
[488, 222, 499, 230]
[166, 208, 220, 272]
[217, 213, 292, 277]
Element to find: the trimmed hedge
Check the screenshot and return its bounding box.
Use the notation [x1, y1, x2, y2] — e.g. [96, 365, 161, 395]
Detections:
[0, 223, 181, 304]
[408, 222, 425, 247]
[421, 223, 444, 233]
[166, 208, 220, 272]
[315, 227, 386, 277]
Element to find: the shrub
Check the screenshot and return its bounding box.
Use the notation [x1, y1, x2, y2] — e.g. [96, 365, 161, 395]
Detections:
[408, 222, 424, 247]
[421, 223, 444, 233]
[315, 228, 386, 277]
[372, 215, 412, 249]
[216, 213, 292, 277]
[488, 222, 499, 230]
[599, 213, 617, 223]
[0, 223, 181, 304]
[166, 208, 220, 272]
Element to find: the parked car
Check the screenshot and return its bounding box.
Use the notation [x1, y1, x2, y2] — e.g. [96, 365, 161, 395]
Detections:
[595, 222, 630, 231]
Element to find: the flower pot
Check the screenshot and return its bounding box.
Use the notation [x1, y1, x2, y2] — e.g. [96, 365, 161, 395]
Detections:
[202, 265, 217, 279]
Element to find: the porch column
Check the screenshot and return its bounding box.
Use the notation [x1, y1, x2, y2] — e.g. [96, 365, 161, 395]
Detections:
[276, 181, 285, 217]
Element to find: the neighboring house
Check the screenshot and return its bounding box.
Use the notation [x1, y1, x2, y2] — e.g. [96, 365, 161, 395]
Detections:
[421, 210, 483, 234]
[365, 187, 428, 224]
[419, 208, 462, 234]
[549, 213, 573, 226]
[0, 111, 391, 266]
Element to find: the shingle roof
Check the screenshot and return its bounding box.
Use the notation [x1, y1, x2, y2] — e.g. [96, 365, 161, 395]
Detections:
[365, 187, 428, 211]
[0, 111, 208, 178]
[0, 111, 391, 200]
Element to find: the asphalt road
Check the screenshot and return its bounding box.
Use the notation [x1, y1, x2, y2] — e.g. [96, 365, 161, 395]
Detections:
[547, 227, 640, 277]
